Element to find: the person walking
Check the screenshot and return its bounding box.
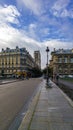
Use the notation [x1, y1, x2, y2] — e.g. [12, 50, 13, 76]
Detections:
[56, 74, 59, 84]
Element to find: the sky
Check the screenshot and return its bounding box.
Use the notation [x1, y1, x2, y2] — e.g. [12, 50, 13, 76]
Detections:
[0, 0, 73, 68]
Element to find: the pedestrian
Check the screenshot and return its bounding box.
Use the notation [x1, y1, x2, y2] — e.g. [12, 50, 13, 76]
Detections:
[56, 74, 59, 84]
[53, 74, 56, 82]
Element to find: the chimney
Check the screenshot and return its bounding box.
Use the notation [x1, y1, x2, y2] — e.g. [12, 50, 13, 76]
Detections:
[54, 48, 55, 51]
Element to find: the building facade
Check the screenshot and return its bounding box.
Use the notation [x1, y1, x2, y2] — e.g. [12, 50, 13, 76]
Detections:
[0, 46, 35, 76]
[50, 48, 73, 76]
[34, 51, 41, 69]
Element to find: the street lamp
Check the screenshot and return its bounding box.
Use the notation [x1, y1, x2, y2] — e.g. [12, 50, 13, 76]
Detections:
[46, 47, 49, 87]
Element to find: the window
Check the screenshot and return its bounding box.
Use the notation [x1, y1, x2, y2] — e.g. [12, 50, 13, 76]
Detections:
[71, 70, 73, 73]
[58, 57, 62, 63]
[70, 58, 73, 63]
[64, 57, 68, 63]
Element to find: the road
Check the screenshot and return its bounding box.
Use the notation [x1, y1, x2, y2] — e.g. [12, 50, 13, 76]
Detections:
[59, 79, 73, 89]
[0, 78, 42, 130]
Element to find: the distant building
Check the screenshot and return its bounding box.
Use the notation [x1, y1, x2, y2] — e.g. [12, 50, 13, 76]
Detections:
[50, 48, 73, 76]
[0, 46, 36, 76]
[34, 51, 41, 69]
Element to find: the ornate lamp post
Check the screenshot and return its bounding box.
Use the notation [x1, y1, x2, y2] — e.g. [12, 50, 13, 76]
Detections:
[46, 47, 49, 87]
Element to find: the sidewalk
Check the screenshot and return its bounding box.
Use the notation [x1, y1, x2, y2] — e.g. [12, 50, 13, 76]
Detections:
[18, 80, 73, 130]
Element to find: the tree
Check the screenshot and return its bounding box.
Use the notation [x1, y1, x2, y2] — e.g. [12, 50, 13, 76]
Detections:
[43, 67, 53, 77]
[31, 67, 42, 77]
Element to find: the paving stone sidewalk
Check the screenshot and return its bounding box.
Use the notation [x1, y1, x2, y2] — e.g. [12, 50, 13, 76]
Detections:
[18, 80, 73, 130]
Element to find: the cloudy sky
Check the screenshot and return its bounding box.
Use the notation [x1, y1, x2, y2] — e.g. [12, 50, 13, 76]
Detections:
[0, 0, 73, 68]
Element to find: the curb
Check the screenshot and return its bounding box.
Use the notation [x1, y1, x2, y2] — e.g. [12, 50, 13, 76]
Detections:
[18, 87, 41, 130]
[0, 80, 17, 85]
[0, 79, 25, 85]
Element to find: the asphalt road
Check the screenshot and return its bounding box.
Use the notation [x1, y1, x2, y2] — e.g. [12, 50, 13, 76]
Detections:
[0, 78, 42, 130]
[59, 79, 73, 89]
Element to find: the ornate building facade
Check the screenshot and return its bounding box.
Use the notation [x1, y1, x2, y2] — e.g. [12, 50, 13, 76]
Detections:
[0, 46, 36, 76]
[50, 48, 73, 76]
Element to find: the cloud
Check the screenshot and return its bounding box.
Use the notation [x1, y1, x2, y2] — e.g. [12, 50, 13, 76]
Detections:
[16, 0, 44, 16]
[22, 23, 50, 41]
[52, 0, 70, 11]
[0, 5, 20, 24]
[0, 4, 21, 48]
[43, 39, 73, 49]
[0, 5, 41, 52]
[51, 0, 73, 18]
[61, 9, 73, 18]
[16, 0, 73, 42]
[27, 23, 38, 39]
[0, 23, 42, 57]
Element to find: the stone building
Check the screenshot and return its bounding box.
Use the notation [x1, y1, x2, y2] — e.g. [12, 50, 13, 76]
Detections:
[0, 46, 35, 77]
[50, 48, 73, 76]
[34, 51, 41, 69]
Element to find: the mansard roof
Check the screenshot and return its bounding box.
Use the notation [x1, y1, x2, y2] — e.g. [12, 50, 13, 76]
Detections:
[51, 48, 73, 55]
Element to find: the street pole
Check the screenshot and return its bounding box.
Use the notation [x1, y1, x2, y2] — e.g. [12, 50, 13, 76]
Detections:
[46, 47, 49, 87]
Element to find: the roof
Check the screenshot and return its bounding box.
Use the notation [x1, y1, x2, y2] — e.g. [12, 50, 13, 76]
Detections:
[51, 49, 73, 55]
[1, 46, 27, 53]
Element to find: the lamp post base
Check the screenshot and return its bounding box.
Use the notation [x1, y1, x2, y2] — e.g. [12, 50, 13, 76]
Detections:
[46, 79, 52, 88]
